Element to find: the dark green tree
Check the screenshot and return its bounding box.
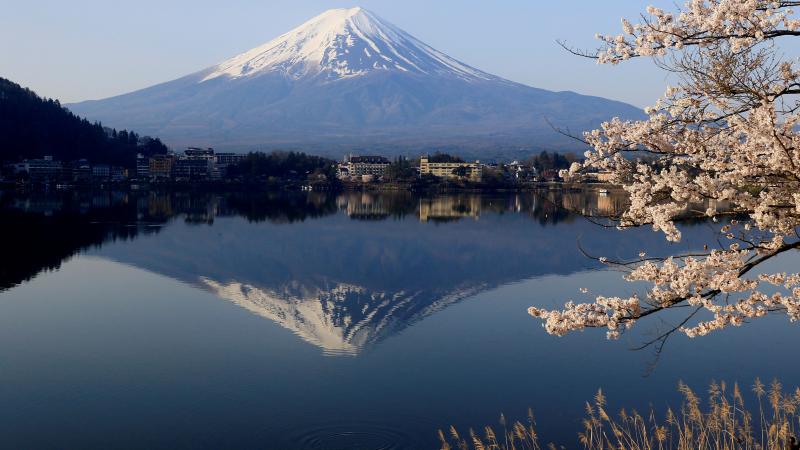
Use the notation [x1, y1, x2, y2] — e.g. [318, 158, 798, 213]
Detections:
[385, 156, 417, 181]
[0, 77, 169, 169]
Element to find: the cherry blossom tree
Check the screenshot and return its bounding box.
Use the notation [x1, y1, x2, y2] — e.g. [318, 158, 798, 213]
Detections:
[529, 1, 800, 343]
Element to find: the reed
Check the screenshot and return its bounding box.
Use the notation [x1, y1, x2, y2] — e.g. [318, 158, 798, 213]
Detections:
[439, 379, 800, 450]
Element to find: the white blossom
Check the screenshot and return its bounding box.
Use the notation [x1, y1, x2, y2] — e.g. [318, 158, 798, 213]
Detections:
[530, 1, 800, 340]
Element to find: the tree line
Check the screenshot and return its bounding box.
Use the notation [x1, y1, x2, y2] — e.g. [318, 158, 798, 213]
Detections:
[227, 151, 337, 183]
[0, 77, 168, 168]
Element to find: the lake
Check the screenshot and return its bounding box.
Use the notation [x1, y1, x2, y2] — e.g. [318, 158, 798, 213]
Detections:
[0, 189, 797, 449]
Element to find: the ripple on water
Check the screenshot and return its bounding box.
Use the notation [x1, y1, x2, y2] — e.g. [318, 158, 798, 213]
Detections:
[286, 420, 419, 450]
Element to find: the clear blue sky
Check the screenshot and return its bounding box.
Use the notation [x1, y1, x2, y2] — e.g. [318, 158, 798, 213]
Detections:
[1, 1, 676, 107]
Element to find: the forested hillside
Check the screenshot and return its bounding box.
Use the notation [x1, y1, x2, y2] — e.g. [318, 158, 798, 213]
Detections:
[0, 77, 168, 167]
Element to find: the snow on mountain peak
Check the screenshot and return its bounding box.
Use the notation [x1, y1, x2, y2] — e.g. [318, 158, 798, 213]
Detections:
[201, 7, 495, 82]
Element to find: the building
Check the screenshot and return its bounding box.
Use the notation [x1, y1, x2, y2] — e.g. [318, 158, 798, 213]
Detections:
[92, 164, 111, 180]
[419, 157, 482, 182]
[342, 156, 390, 179]
[149, 154, 175, 179]
[173, 159, 210, 180]
[506, 161, 537, 181]
[184, 147, 215, 160]
[174, 147, 215, 180]
[71, 159, 91, 183]
[540, 169, 561, 182]
[111, 166, 127, 182]
[215, 152, 245, 167]
[17, 156, 63, 181]
[336, 163, 350, 180]
[214, 152, 245, 178]
[136, 154, 150, 179]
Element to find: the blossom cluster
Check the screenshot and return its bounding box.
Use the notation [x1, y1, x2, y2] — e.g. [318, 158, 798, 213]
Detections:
[533, 1, 800, 340]
[529, 296, 641, 339]
[596, 1, 800, 64]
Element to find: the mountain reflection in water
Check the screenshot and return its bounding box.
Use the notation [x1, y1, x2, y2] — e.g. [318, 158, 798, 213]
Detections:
[2, 188, 798, 450]
[0, 189, 689, 355]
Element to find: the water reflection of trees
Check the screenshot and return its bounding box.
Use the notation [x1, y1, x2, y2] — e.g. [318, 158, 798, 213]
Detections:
[220, 192, 337, 224]
[1, 189, 686, 357]
[0, 191, 162, 291]
[0, 189, 631, 293]
[0, 190, 347, 292]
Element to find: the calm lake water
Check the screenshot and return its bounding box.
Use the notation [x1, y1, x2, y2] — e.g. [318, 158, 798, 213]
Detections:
[0, 190, 797, 449]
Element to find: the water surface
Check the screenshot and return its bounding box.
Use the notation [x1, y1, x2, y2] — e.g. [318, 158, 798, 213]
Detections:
[0, 190, 797, 449]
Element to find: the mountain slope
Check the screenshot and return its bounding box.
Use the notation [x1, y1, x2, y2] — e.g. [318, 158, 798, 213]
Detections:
[68, 7, 643, 155]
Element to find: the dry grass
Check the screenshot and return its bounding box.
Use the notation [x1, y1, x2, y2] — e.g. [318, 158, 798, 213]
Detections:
[439, 379, 800, 450]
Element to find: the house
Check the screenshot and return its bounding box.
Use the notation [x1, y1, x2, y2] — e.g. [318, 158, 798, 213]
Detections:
[506, 161, 537, 181]
[540, 169, 561, 182]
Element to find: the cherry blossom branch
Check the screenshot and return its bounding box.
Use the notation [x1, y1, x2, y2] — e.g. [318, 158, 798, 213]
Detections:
[531, 1, 800, 342]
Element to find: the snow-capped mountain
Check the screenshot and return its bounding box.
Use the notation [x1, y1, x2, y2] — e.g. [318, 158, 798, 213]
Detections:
[68, 7, 643, 154]
[202, 7, 496, 83]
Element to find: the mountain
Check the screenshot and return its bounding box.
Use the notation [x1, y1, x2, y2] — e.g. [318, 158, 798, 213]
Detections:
[68, 7, 643, 156]
[0, 77, 168, 166]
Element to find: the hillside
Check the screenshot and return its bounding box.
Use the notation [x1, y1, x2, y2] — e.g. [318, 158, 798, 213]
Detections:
[0, 77, 168, 166]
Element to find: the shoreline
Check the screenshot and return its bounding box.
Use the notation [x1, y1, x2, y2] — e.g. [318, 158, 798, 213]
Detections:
[341, 180, 621, 193]
[0, 180, 622, 195]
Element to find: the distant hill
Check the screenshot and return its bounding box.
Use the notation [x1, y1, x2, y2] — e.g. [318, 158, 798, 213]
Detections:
[68, 7, 644, 157]
[0, 77, 168, 166]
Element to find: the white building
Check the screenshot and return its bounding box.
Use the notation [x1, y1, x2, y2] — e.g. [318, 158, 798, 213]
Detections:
[340, 156, 390, 179]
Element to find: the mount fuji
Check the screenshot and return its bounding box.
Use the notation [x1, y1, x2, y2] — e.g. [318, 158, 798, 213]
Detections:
[68, 7, 642, 155]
